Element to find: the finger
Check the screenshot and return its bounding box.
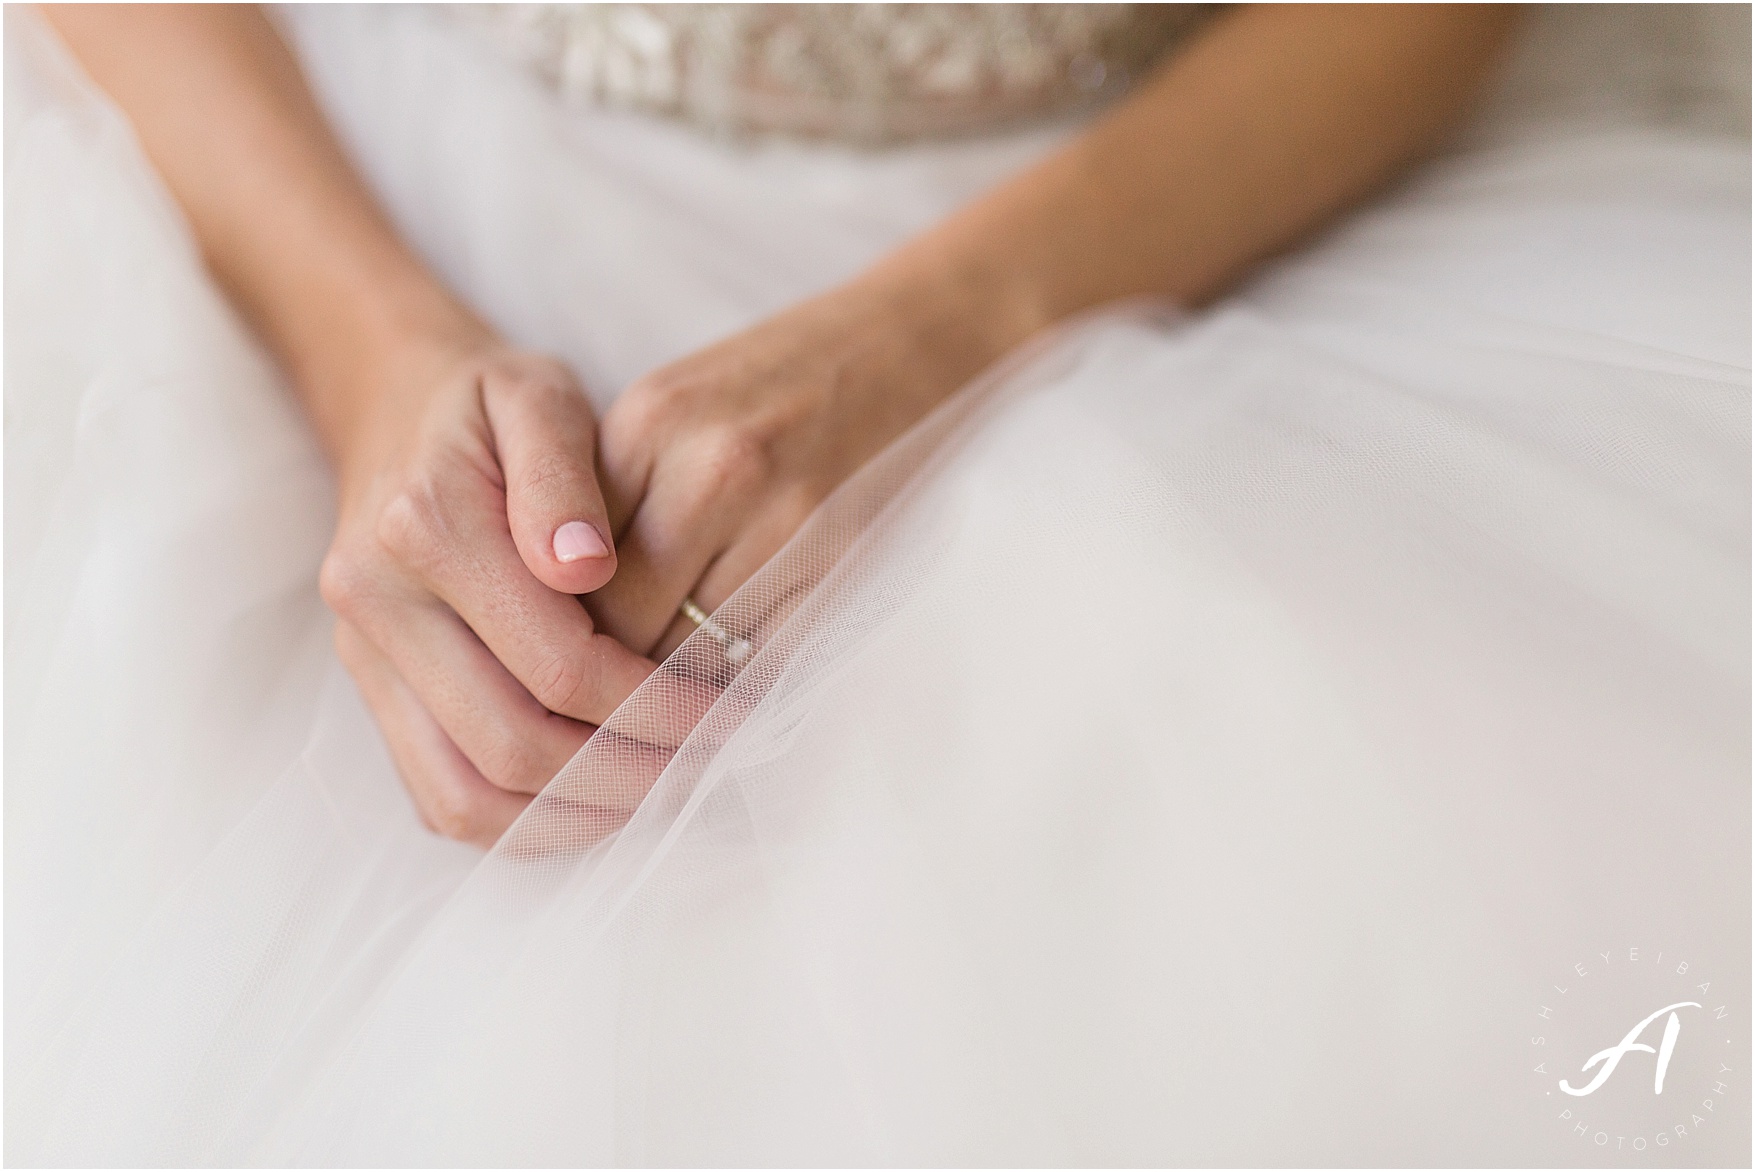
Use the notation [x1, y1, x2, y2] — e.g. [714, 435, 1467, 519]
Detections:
[483, 361, 618, 596]
[376, 453, 656, 725]
[335, 619, 531, 847]
[500, 657, 740, 864]
[588, 447, 760, 656]
[650, 498, 816, 660]
[345, 584, 599, 795]
[591, 518, 720, 657]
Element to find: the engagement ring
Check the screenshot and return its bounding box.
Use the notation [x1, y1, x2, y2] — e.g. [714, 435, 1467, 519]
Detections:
[680, 597, 753, 664]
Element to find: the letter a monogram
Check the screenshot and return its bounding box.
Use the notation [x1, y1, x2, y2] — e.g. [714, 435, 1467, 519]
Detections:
[1560, 1003, 1700, 1096]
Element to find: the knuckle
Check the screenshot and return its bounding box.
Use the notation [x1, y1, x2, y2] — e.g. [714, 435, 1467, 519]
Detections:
[318, 545, 376, 618]
[375, 477, 454, 571]
[618, 372, 691, 430]
[599, 372, 697, 475]
[693, 426, 769, 498]
[421, 787, 483, 843]
[527, 646, 598, 718]
[477, 736, 543, 795]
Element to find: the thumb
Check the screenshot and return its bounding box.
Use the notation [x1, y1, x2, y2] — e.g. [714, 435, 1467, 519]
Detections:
[483, 362, 618, 595]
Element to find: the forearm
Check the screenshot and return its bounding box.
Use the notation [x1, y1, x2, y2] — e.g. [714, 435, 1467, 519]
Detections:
[864, 4, 1518, 370]
[41, 4, 487, 465]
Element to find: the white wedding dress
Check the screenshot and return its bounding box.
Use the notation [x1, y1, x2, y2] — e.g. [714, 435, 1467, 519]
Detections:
[6, 5, 1750, 1165]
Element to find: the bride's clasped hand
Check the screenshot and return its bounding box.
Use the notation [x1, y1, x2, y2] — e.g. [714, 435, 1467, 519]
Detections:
[318, 267, 1005, 843]
[11, 1, 1748, 1164]
[39, 4, 1524, 845]
[589, 262, 1028, 661]
[317, 335, 649, 845]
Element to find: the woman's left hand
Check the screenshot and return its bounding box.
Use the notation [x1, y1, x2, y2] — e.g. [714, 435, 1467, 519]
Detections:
[588, 272, 1019, 660]
[579, 2, 1525, 667]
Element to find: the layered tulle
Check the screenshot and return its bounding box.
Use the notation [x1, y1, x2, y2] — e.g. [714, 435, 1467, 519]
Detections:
[7, 6, 1749, 1165]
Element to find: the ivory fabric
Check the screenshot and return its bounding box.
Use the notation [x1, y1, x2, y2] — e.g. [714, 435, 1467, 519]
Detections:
[6, 5, 1749, 1164]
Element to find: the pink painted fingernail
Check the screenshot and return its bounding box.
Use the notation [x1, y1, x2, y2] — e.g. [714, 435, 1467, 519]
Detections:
[553, 521, 610, 563]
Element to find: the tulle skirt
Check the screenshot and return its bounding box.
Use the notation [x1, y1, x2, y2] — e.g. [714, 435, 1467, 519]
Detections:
[7, 6, 1749, 1165]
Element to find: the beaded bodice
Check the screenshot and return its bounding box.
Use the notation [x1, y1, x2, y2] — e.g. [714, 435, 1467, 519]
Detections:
[467, 4, 1210, 144]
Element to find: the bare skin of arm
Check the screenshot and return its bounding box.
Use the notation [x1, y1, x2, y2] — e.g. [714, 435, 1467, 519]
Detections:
[44, 3, 1516, 844]
[44, 3, 656, 845]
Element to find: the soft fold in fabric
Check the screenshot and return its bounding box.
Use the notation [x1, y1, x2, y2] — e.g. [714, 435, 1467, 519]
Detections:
[6, 6, 1749, 1165]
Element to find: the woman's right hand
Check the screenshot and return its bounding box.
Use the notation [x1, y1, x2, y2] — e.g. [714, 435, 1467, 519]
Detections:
[319, 337, 657, 847]
[36, 6, 670, 848]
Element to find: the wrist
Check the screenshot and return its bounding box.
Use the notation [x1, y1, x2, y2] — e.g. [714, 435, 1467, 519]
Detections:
[290, 273, 497, 483]
[839, 244, 1054, 418]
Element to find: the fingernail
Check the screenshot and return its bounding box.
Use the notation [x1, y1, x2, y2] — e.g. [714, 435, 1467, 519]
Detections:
[553, 521, 610, 563]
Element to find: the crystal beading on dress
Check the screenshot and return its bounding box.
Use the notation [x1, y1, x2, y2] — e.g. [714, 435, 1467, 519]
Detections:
[464, 3, 1212, 144]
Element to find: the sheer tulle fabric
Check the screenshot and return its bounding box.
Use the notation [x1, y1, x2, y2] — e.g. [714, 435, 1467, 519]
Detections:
[7, 7, 1749, 1165]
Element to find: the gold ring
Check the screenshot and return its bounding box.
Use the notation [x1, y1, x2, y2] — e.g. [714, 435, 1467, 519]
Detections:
[679, 597, 752, 663]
